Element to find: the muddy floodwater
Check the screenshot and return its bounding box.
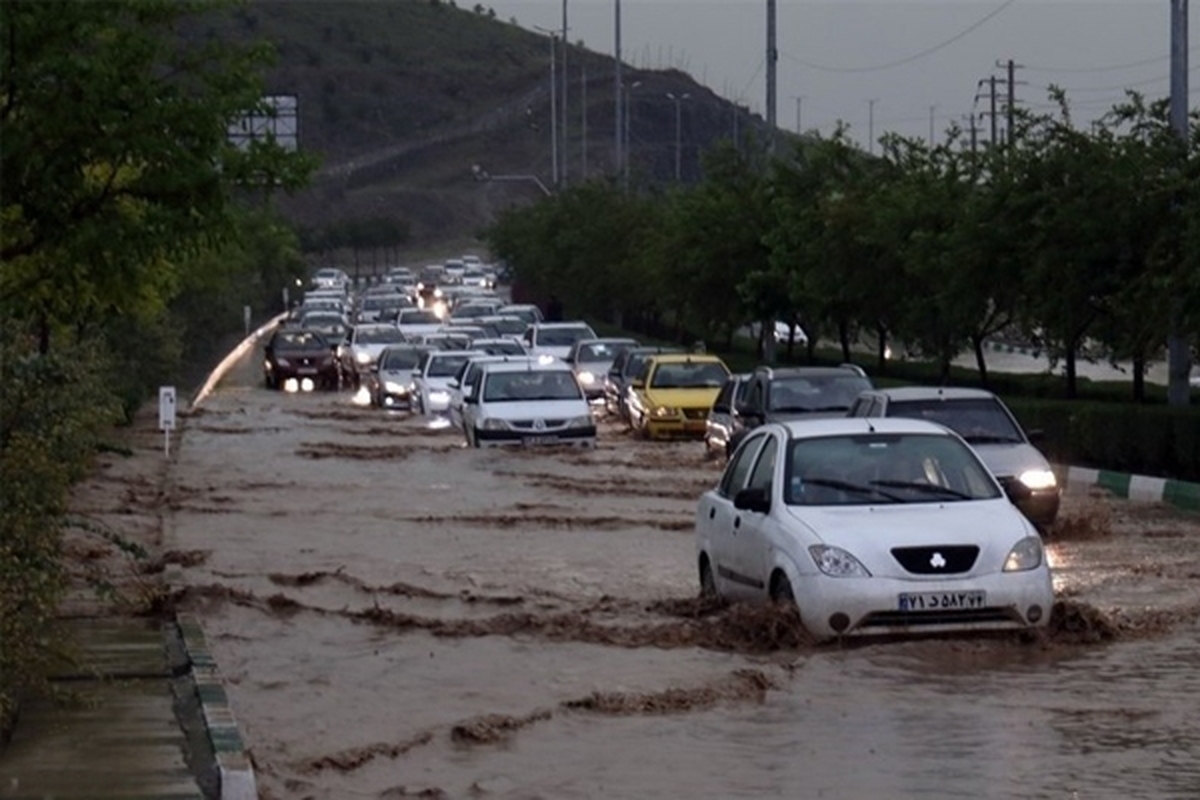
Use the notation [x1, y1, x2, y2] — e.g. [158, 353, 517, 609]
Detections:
[163, 354, 1200, 800]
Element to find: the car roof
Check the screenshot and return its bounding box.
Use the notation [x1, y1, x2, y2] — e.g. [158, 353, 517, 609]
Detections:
[757, 365, 870, 378]
[483, 359, 572, 374]
[532, 321, 592, 329]
[646, 353, 727, 365]
[863, 386, 998, 402]
[776, 416, 959, 439]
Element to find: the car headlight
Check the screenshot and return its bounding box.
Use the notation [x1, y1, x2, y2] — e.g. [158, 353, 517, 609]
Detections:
[809, 545, 871, 578]
[652, 406, 681, 418]
[481, 418, 508, 431]
[1018, 469, 1057, 491]
[383, 381, 409, 395]
[1003, 536, 1043, 572]
[577, 371, 596, 385]
[355, 351, 372, 364]
[567, 415, 593, 428]
[275, 357, 290, 367]
[429, 389, 451, 404]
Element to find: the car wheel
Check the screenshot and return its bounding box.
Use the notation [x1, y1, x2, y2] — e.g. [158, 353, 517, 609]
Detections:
[264, 373, 276, 390]
[699, 557, 719, 600]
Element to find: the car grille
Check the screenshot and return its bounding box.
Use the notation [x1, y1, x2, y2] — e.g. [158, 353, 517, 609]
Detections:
[857, 607, 1023, 628]
[891, 545, 979, 575]
[683, 408, 708, 420]
[510, 419, 568, 430]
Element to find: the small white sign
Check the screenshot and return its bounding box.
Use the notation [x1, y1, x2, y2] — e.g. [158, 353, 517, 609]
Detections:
[159, 386, 177, 431]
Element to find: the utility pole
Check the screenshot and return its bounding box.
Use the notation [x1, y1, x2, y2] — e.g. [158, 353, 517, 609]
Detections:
[868, 98, 879, 154]
[614, 0, 622, 177]
[766, 0, 777, 154]
[929, 104, 937, 147]
[1167, 0, 1191, 406]
[561, 0, 569, 185]
[795, 95, 805, 133]
[967, 113, 978, 154]
[989, 75, 998, 148]
[994, 59, 1025, 147]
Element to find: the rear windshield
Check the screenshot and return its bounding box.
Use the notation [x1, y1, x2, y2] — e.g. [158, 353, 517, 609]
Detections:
[536, 327, 593, 347]
[769, 375, 874, 413]
[888, 398, 1024, 444]
[649, 362, 729, 389]
[399, 310, 440, 325]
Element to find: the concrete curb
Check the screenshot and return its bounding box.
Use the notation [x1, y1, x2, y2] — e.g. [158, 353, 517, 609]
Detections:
[190, 312, 287, 410]
[1058, 465, 1200, 512]
[177, 615, 257, 800]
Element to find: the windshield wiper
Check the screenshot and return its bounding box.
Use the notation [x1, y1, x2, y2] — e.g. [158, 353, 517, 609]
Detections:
[870, 480, 974, 500]
[801, 478, 902, 502]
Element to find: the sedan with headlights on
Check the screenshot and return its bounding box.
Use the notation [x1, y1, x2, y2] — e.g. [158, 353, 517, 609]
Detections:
[565, 337, 639, 405]
[694, 417, 1054, 642]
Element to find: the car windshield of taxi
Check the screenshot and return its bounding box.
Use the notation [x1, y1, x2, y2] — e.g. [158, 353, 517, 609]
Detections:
[630, 355, 730, 439]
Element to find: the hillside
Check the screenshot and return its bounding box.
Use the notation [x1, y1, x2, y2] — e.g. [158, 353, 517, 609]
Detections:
[208, 0, 771, 251]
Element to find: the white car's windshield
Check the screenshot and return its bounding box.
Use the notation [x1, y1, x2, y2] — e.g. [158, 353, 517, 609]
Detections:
[354, 327, 405, 345]
[483, 371, 582, 402]
[786, 433, 1001, 506]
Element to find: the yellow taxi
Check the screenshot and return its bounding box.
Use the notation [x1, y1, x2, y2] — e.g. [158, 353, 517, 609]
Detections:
[627, 353, 731, 440]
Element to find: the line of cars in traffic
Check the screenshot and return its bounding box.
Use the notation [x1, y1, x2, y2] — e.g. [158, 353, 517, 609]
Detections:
[266, 266, 1062, 642]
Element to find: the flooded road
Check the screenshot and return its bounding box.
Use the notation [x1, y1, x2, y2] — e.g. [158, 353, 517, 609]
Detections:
[165, 353, 1200, 800]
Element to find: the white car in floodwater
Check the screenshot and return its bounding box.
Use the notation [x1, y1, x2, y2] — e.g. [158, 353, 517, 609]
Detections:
[695, 417, 1054, 642]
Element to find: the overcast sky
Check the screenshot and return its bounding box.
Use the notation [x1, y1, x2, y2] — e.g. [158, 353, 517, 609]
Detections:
[483, 0, 1198, 150]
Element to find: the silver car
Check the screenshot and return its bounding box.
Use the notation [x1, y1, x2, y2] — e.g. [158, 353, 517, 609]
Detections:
[847, 386, 1061, 529]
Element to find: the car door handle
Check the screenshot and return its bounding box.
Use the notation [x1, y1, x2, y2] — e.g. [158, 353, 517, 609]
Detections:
[733, 517, 741, 529]
[708, 508, 715, 520]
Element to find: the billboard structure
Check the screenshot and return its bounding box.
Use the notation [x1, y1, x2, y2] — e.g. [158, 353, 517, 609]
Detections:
[228, 95, 298, 151]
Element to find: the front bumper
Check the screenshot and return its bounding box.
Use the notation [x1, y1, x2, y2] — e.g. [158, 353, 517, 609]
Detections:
[793, 566, 1054, 642]
[476, 426, 597, 447]
[645, 415, 708, 440]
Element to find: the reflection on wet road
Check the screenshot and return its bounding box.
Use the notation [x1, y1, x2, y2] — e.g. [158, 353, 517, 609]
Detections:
[167, 356, 1200, 799]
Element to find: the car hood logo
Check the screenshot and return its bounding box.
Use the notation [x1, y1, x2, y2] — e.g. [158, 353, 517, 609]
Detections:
[930, 552, 946, 569]
[533, 419, 546, 430]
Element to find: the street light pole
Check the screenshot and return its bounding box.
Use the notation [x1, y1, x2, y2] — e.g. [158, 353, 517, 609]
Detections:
[561, 0, 569, 186]
[623, 80, 640, 189]
[534, 26, 559, 185]
[667, 91, 690, 181]
[614, 0, 623, 176]
[929, 104, 937, 147]
[1167, 0, 1191, 406]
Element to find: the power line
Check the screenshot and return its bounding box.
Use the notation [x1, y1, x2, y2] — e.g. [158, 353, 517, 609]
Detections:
[1052, 63, 1200, 95]
[1022, 55, 1170, 74]
[778, 0, 1017, 74]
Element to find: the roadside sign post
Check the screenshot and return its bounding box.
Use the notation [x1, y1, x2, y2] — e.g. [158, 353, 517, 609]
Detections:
[244, 305, 252, 336]
[159, 386, 176, 458]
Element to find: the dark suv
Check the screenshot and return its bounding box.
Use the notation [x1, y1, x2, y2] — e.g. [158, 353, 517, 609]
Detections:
[603, 345, 682, 423]
[726, 364, 874, 456]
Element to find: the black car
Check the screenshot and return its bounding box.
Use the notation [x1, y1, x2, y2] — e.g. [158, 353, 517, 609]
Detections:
[726, 364, 874, 456]
[263, 328, 339, 390]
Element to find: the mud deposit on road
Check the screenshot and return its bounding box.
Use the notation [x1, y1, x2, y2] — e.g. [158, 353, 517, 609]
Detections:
[165, 376, 1200, 800]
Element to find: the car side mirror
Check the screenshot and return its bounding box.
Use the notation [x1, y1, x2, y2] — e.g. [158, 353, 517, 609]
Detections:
[1002, 479, 1032, 503]
[449, 379, 460, 389]
[630, 378, 645, 390]
[733, 486, 771, 514]
[411, 369, 421, 377]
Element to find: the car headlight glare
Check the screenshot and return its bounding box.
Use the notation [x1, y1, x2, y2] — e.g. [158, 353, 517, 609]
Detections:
[567, 415, 593, 428]
[1018, 469, 1057, 491]
[808, 545, 871, 578]
[652, 406, 681, 418]
[429, 389, 451, 403]
[481, 418, 508, 430]
[355, 351, 372, 364]
[578, 371, 596, 385]
[383, 381, 409, 395]
[1004, 536, 1043, 572]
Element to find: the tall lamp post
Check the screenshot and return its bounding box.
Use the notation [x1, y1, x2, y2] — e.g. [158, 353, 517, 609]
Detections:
[623, 80, 641, 189]
[667, 91, 690, 181]
[534, 26, 560, 185]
